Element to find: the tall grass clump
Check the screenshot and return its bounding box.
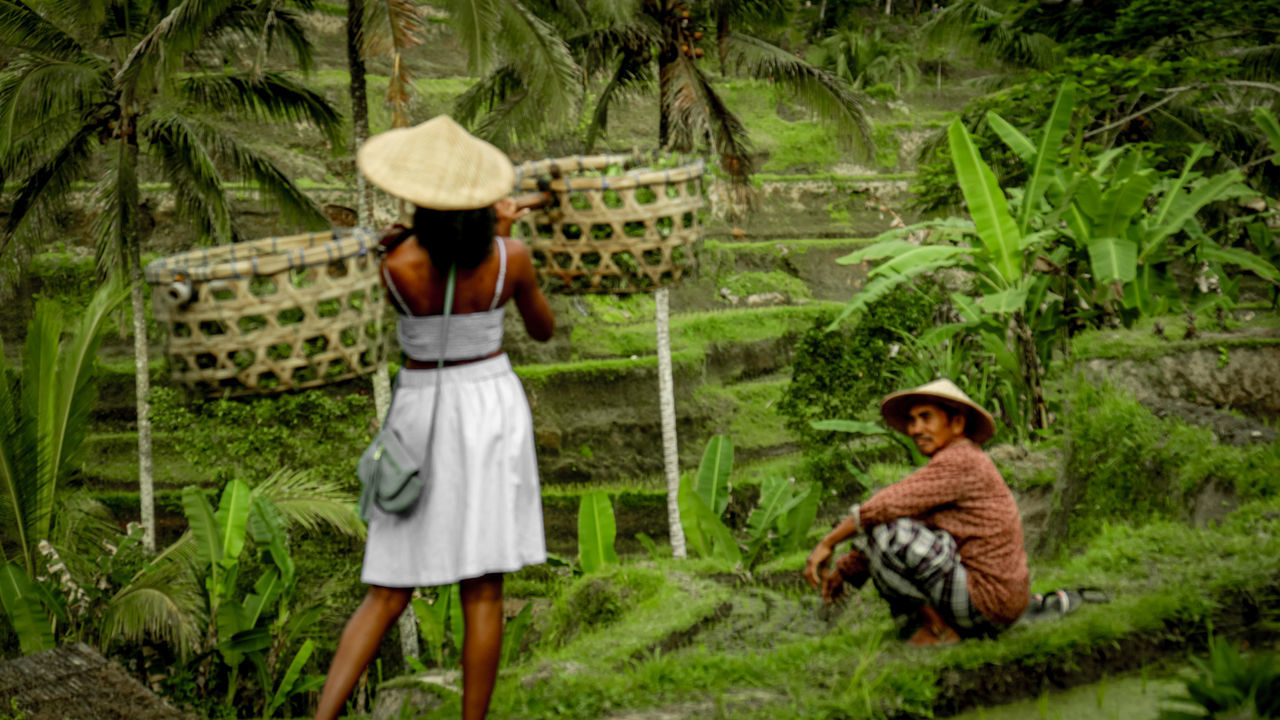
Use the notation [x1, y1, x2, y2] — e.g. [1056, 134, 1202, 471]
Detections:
[1060, 379, 1280, 545]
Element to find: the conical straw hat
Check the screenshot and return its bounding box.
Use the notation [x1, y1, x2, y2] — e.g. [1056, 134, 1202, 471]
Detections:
[880, 378, 997, 445]
[356, 115, 515, 210]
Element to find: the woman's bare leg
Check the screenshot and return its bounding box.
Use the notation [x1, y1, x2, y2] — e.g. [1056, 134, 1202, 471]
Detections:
[459, 573, 504, 720]
[314, 585, 413, 720]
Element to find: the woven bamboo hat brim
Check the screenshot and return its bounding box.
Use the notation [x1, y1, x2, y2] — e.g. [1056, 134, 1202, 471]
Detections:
[357, 115, 515, 210]
[880, 378, 996, 445]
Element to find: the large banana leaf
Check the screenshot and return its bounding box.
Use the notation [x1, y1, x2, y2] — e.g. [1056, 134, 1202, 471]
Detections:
[1199, 243, 1280, 286]
[979, 286, 1029, 313]
[677, 478, 709, 559]
[867, 245, 969, 278]
[808, 419, 887, 435]
[182, 486, 222, 569]
[1087, 237, 1139, 283]
[214, 479, 252, 566]
[1141, 170, 1247, 260]
[242, 568, 283, 628]
[695, 435, 733, 517]
[778, 483, 822, 552]
[1096, 162, 1155, 239]
[577, 491, 618, 574]
[1255, 107, 1280, 163]
[248, 495, 295, 586]
[948, 119, 1022, 285]
[0, 562, 53, 655]
[986, 111, 1035, 162]
[1019, 82, 1075, 235]
[267, 638, 315, 718]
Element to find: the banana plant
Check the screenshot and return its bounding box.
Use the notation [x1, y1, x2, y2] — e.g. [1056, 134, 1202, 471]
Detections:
[164, 476, 338, 714]
[678, 435, 741, 564]
[743, 476, 822, 569]
[577, 491, 619, 574]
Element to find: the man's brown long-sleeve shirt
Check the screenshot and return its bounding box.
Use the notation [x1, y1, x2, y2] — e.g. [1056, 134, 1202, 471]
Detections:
[859, 438, 1029, 625]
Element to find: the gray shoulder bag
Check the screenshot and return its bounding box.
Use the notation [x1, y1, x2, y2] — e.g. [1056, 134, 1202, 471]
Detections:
[357, 263, 455, 522]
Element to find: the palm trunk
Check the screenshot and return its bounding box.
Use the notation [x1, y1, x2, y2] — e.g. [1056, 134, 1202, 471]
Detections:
[116, 91, 155, 553]
[350, 0, 417, 666]
[348, 0, 374, 226]
[131, 269, 155, 552]
[655, 288, 686, 558]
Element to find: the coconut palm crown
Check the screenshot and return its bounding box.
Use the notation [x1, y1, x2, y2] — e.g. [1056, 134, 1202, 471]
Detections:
[0, 0, 343, 272]
[447, 0, 872, 181]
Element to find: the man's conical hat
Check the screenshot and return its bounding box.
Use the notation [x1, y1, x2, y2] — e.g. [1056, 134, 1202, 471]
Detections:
[880, 378, 996, 445]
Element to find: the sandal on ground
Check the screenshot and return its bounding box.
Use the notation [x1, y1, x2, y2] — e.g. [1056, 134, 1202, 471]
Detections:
[1019, 587, 1110, 623]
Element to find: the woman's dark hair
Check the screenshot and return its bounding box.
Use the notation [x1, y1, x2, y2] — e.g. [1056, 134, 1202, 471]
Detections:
[412, 205, 497, 270]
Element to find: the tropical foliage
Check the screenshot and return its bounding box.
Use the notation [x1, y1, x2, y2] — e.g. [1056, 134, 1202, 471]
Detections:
[0, 0, 343, 551]
[838, 83, 1275, 433]
[0, 279, 124, 654]
[443, 0, 871, 182]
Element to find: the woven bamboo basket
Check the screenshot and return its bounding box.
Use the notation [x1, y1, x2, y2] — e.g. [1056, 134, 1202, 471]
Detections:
[513, 154, 705, 293]
[145, 228, 384, 396]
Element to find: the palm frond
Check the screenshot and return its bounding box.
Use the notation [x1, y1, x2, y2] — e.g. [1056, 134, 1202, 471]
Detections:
[116, 0, 242, 90]
[90, 138, 140, 278]
[723, 32, 872, 153]
[0, 57, 110, 175]
[251, 468, 365, 539]
[0, 0, 85, 60]
[0, 334, 30, 566]
[573, 21, 660, 76]
[453, 64, 523, 127]
[172, 72, 343, 147]
[101, 570, 202, 657]
[663, 54, 753, 178]
[1235, 44, 1280, 83]
[41, 278, 125, 535]
[584, 49, 652, 151]
[489, 0, 581, 139]
[4, 124, 97, 253]
[364, 0, 427, 58]
[48, 491, 119, 579]
[179, 127, 328, 234]
[140, 112, 233, 243]
[364, 0, 428, 127]
[440, 0, 502, 75]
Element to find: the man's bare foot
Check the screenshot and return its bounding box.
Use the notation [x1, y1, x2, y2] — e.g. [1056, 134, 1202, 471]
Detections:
[907, 605, 961, 647]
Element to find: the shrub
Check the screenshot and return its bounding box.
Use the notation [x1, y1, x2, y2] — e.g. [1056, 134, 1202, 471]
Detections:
[1058, 379, 1280, 545]
[778, 282, 936, 453]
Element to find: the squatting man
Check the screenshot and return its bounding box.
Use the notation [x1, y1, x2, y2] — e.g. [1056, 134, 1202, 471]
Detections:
[804, 379, 1030, 646]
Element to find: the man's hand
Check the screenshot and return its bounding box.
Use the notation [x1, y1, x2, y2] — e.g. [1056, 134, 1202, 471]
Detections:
[821, 568, 847, 604]
[803, 542, 833, 590]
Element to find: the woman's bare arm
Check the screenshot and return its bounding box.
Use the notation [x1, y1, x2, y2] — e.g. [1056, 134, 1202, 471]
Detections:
[506, 239, 555, 341]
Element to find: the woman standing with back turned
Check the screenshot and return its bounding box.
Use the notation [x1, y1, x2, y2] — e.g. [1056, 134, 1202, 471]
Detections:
[314, 116, 555, 720]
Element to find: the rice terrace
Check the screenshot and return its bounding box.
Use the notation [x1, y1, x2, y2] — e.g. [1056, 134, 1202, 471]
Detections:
[0, 1, 1278, 719]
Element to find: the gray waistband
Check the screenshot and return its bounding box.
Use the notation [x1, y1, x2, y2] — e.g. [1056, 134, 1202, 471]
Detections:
[395, 353, 514, 385]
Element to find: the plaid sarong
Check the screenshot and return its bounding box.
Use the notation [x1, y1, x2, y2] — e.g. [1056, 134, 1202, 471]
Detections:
[853, 518, 1002, 638]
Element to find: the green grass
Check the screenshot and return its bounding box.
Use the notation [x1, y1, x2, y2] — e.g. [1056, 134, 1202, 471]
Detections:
[567, 303, 842, 359]
[717, 376, 793, 452]
[702, 237, 876, 253]
[1070, 310, 1280, 362]
[445, 498, 1280, 720]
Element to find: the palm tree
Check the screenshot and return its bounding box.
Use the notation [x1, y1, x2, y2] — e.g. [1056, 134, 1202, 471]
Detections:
[0, 0, 342, 552]
[0, 279, 124, 653]
[454, 0, 872, 181]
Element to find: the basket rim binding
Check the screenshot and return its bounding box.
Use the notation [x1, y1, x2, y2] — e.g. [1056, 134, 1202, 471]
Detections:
[514, 154, 706, 193]
[144, 227, 378, 285]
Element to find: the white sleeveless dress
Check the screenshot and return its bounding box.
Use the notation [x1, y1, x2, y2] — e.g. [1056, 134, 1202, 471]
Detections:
[360, 239, 546, 587]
